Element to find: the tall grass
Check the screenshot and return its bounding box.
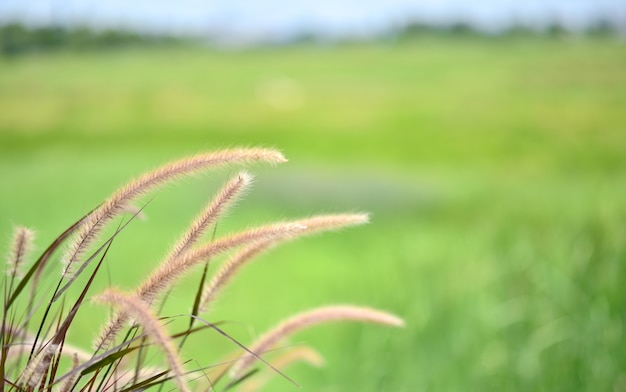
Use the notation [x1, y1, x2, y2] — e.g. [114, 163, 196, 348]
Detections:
[1, 148, 404, 391]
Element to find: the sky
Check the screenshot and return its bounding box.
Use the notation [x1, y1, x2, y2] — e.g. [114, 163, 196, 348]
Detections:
[1, 0, 625, 40]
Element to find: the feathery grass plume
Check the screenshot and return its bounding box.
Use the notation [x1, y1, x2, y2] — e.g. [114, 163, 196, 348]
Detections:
[230, 305, 404, 379]
[4, 149, 404, 390]
[296, 213, 369, 234]
[93, 171, 251, 350]
[58, 353, 80, 392]
[6, 226, 34, 278]
[240, 347, 325, 392]
[136, 220, 307, 306]
[167, 171, 253, 263]
[19, 342, 59, 388]
[3, 336, 92, 364]
[93, 288, 190, 392]
[94, 221, 306, 350]
[96, 171, 252, 347]
[199, 241, 271, 313]
[199, 213, 369, 312]
[62, 148, 286, 277]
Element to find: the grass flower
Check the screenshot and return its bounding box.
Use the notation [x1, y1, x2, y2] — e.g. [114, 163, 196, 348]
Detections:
[6, 226, 34, 278]
[93, 289, 190, 392]
[62, 148, 285, 277]
[1, 148, 403, 391]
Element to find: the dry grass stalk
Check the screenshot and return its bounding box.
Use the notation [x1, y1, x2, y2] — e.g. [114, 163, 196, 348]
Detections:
[94, 220, 305, 350]
[62, 148, 286, 277]
[135, 221, 306, 306]
[4, 338, 92, 364]
[166, 171, 252, 263]
[296, 213, 369, 234]
[93, 171, 250, 350]
[59, 353, 80, 392]
[199, 241, 271, 313]
[97, 214, 369, 348]
[93, 289, 190, 392]
[19, 342, 59, 388]
[6, 226, 34, 278]
[230, 305, 405, 379]
[199, 213, 369, 312]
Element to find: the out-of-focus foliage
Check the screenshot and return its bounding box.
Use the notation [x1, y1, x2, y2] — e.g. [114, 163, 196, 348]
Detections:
[1, 18, 622, 57]
[0, 23, 184, 56]
[1, 36, 625, 390]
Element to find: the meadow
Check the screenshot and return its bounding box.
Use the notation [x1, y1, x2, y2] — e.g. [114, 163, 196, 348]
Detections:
[1, 36, 626, 390]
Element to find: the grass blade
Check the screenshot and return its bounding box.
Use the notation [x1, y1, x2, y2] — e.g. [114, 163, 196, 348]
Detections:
[80, 347, 137, 376]
[6, 211, 91, 310]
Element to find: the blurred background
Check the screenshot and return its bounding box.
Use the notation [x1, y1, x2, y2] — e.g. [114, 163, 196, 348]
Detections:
[1, 0, 626, 390]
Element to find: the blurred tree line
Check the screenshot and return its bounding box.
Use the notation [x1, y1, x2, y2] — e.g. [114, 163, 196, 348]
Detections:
[394, 18, 620, 40]
[0, 23, 184, 56]
[0, 18, 621, 56]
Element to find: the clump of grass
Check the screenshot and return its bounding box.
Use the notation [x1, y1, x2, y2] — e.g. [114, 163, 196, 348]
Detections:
[1, 147, 404, 391]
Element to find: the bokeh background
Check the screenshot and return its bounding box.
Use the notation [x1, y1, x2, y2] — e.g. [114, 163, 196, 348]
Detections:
[1, 1, 626, 390]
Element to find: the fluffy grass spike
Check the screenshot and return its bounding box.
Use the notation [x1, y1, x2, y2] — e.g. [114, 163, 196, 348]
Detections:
[94, 172, 253, 349]
[199, 213, 369, 312]
[199, 241, 272, 313]
[167, 171, 253, 262]
[93, 288, 190, 392]
[95, 220, 305, 350]
[59, 352, 80, 392]
[135, 220, 307, 307]
[230, 305, 404, 379]
[19, 342, 59, 388]
[62, 148, 286, 277]
[6, 226, 35, 278]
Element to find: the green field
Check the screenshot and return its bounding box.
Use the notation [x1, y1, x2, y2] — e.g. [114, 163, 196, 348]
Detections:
[1, 37, 626, 390]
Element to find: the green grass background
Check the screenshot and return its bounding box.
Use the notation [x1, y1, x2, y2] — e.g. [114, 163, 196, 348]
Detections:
[1, 37, 626, 390]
